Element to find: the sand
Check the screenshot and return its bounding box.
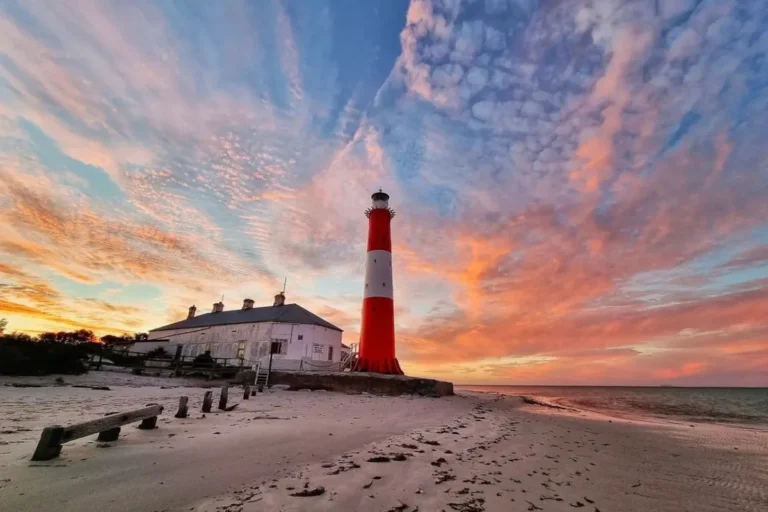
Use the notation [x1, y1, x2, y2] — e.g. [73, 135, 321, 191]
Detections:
[1, 374, 767, 512]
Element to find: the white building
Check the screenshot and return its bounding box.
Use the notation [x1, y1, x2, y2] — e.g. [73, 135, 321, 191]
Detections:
[137, 293, 344, 371]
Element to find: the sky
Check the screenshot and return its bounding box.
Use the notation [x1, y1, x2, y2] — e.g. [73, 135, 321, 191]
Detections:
[1, 0, 767, 386]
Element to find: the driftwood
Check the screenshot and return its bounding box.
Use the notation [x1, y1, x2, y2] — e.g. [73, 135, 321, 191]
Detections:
[31, 404, 163, 461]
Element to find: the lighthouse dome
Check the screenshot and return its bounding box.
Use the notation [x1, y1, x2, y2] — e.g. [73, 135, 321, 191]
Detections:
[371, 189, 389, 202]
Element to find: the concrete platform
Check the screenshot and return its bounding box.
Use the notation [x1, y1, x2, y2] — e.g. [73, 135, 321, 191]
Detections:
[269, 371, 454, 397]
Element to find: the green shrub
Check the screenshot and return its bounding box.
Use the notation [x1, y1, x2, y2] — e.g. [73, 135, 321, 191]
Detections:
[146, 346, 172, 359]
[193, 351, 214, 368]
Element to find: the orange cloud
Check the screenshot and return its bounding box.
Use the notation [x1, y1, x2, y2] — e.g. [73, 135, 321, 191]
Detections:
[570, 27, 654, 191]
[391, 132, 768, 385]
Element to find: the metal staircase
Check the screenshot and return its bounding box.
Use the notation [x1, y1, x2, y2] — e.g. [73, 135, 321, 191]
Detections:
[340, 343, 359, 371]
[254, 361, 269, 390]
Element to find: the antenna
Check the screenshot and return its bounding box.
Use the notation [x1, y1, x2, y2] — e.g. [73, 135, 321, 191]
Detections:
[221, 294, 224, 303]
[282, 277, 287, 294]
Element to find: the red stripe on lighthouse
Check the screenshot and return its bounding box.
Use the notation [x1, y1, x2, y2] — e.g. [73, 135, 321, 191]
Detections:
[366, 208, 392, 252]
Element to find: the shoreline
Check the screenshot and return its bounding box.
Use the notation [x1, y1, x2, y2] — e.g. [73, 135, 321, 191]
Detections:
[515, 392, 768, 432]
[458, 385, 768, 431]
[1, 375, 767, 511]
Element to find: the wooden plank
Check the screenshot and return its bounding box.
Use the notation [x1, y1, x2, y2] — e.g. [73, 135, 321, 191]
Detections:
[96, 412, 121, 441]
[60, 405, 163, 443]
[138, 403, 160, 429]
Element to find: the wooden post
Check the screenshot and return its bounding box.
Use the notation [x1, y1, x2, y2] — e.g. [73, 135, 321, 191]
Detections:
[175, 396, 188, 418]
[138, 403, 159, 429]
[267, 349, 274, 388]
[243, 383, 250, 400]
[31, 426, 65, 461]
[202, 391, 213, 413]
[218, 384, 229, 410]
[96, 412, 120, 441]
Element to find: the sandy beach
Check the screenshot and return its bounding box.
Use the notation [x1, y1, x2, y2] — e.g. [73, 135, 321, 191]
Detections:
[1, 374, 766, 512]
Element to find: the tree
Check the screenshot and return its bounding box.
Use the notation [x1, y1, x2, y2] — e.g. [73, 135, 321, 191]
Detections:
[100, 333, 132, 346]
[0, 331, 88, 375]
[0, 318, 7, 334]
[39, 330, 96, 345]
[146, 346, 170, 359]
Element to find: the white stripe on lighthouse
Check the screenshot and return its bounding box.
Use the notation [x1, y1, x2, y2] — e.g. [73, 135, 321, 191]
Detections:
[364, 250, 393, 299]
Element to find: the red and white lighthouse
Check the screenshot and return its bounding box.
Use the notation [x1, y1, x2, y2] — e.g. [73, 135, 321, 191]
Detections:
[355, 189, 403, 375]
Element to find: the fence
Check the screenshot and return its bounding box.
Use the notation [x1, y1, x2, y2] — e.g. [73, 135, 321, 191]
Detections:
[31, 383, 260, 461]
[297, 358, 343, 372]
[88, 351, 247, 379]
[90, 349, 355, 377]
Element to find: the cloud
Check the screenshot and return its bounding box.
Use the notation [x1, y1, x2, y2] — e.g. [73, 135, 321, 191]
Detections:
[722, 246, 768, 269]
[0, 263, 143, 332]
[570, 26, 654, 191]
[1, 0, 767, 385]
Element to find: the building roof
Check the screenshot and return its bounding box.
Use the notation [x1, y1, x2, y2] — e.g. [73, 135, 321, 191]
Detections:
[149, 303, 343, 333]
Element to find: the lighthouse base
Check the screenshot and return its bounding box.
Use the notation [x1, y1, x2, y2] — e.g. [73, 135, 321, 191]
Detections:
[269, 371, 453, 397]
[352, 357, 404, 375]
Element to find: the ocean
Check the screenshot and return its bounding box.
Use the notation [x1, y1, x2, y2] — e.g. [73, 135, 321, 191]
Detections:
[457, 386, 768, 427]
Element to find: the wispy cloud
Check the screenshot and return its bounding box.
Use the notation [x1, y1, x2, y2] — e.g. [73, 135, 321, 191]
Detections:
[1, 0, 767, 385]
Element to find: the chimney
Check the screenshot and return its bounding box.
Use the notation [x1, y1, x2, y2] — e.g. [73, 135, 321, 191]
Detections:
[212, 302, 224, 313]
[273, 292, 285, 307]
[187, 305, 197, 319]
[242, 298, 254, 310]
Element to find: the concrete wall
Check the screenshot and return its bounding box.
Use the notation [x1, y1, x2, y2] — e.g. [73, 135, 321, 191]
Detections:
[143, 321, 342, 368]
[129, 340, 167, 353]
[270, 372, 455, 397]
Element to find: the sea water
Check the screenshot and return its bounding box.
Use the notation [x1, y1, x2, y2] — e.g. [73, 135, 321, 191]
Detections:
[458, 386, 768, 426]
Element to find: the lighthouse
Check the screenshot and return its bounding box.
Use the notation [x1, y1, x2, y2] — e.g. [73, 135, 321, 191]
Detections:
[355, 189, 404, 375]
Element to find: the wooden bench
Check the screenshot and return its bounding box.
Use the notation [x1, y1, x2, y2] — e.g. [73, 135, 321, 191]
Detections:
[31, 404, 164, 461]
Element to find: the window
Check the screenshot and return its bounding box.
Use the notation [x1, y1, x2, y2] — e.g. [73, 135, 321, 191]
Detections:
[271, 338, 288, 355]
[297, 334, 303, 341]
[237, 341, 245, 360]
[328, 346, 334, 361]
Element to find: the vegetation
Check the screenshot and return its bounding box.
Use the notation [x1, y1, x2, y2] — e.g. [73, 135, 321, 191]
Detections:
[100, 332, 148, 347]
[0, 330, 101, 376]
[193, 351, 214, 368]
[146, 346, 171, 359]
[0, 327, 150, 376]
